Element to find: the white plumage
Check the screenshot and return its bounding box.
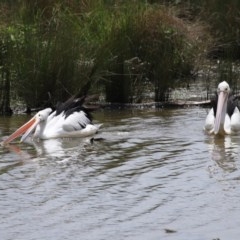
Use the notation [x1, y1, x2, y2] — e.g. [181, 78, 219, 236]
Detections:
[1, 96, 101, 145]
[204, 81, 240, 135]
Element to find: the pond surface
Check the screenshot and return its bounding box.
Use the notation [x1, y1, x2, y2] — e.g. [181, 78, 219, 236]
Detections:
[1, 107, 240, 240]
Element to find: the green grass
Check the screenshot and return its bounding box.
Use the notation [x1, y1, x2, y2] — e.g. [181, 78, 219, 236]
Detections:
[0, 0, 212, 108]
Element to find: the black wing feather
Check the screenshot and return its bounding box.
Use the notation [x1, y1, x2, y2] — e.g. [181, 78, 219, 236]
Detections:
[55, 94, 100, 121]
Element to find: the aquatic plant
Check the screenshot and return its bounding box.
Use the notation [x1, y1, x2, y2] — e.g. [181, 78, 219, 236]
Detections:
[103, 3, 197, 102]
[171, 0, 240, 59]
[2, 0, 231, 110]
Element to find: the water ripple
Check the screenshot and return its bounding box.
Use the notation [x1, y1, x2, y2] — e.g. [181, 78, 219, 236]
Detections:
[1, 108, 240, 240]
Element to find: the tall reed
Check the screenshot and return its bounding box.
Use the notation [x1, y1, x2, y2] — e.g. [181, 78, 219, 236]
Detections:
[0, 0, 200, 108]
[103, 3, 196, 102]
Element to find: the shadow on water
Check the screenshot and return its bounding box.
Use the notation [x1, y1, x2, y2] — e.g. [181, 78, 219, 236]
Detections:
[0, 160, 24, 175]
[0, 143, 36, 175]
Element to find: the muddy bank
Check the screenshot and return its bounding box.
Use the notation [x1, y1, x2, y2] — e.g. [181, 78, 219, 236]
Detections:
[98, 100, 211, 110]
[10, 99, 212, 115]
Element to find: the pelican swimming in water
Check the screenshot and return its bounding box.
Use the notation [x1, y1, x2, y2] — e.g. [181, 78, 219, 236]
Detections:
[204, 81, 240, 135]
[1, 95, 101, 145]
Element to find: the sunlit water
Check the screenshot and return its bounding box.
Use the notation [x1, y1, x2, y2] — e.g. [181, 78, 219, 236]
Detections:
[1, 108, 240, 240]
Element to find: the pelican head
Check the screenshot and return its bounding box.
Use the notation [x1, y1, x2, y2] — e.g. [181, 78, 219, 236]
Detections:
[214, 81, 230, 134]
[1, 108, 52, 145]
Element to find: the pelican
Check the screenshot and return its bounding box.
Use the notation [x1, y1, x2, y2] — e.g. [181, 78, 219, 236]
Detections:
[1, 95, 101, 145]
[204, 81, 240, 135]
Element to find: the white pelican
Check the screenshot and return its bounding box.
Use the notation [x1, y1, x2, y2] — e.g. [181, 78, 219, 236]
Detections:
[204, 81, 240, 135]
[1, 95, 101, 145]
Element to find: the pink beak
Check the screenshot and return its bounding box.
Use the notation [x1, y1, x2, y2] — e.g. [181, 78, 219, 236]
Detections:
[1, 117, 37, 145]
[214, 91, 228, 134]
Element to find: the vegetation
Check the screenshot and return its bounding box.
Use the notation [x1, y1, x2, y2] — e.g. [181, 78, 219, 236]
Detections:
[0, 0, 240, 114]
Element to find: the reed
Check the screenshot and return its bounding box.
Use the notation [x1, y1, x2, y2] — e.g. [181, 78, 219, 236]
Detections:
[102, 3, 196, 102]
[175, 0, 240, 59]
[0, 0, 204, 108]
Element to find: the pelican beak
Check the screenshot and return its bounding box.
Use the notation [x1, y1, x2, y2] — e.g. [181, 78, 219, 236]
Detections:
[20, 118, 40, 143]
[1, 116, 38, 145]
[214, 91, 228, 134]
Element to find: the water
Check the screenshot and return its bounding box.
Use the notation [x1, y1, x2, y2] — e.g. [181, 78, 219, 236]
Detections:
[1, 108, 240, 240]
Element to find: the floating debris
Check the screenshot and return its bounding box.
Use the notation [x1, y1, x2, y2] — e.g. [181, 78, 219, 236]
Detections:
[164, 228, 177, 233]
